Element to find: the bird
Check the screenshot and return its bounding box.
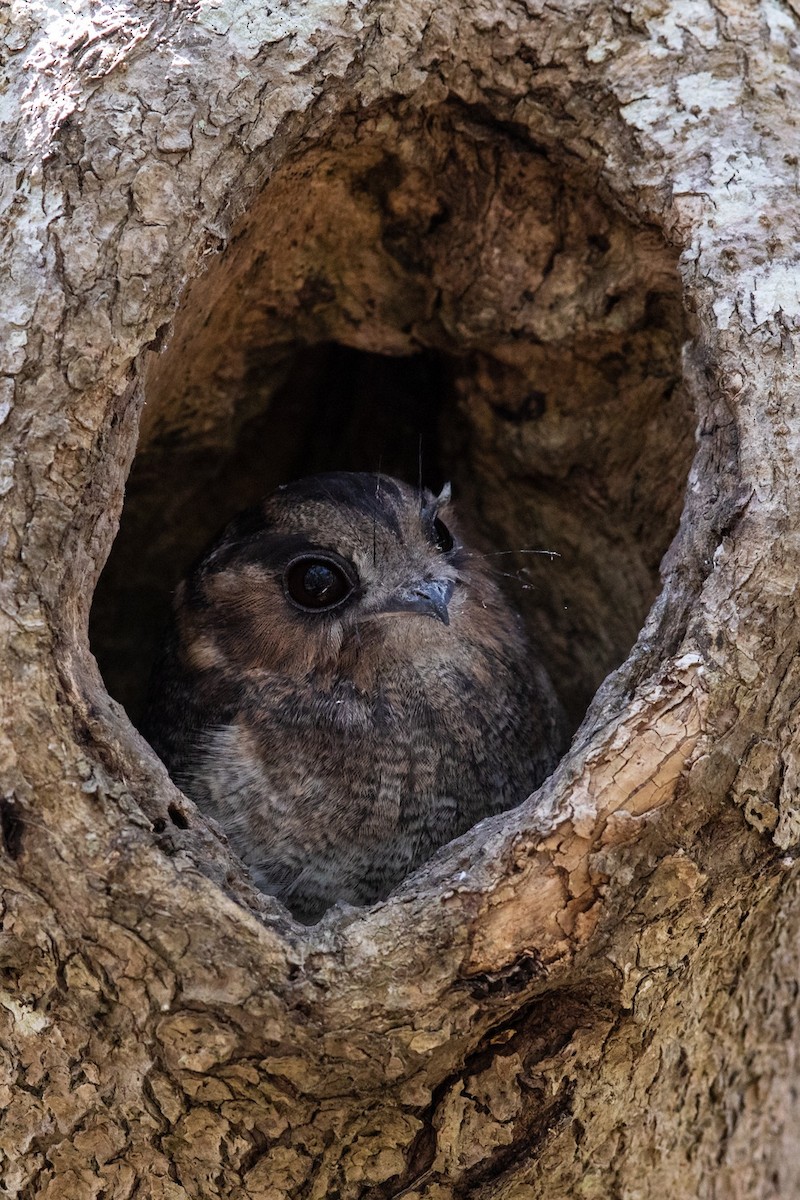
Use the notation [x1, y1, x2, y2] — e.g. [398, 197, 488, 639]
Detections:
[141, 471, 566, 923]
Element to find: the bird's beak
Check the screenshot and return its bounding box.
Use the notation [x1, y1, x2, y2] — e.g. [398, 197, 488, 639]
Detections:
[381, 578, 455, 626]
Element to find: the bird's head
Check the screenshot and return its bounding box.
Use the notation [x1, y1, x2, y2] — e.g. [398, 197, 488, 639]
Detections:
[173, 472, 517, 683]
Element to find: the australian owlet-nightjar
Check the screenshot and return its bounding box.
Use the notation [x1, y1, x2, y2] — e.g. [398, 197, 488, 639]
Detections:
[142, 472, 565, 922]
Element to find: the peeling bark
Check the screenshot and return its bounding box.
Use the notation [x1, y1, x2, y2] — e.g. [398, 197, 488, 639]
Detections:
[2, 0, 800, 1197]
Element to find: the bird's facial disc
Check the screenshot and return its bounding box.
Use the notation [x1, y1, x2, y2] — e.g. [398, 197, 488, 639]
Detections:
[342, 502, 460, 629]
[265, 476, 461, 633]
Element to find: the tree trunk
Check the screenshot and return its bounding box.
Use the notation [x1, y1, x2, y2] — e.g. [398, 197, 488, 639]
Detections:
[2, 1, 799, 1196]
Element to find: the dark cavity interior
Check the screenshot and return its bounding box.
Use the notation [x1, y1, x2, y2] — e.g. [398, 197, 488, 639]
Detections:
[91, 102, 695, 732]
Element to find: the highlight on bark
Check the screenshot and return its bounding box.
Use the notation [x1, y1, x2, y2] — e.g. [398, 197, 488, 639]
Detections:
[3, 1, 799, 1196]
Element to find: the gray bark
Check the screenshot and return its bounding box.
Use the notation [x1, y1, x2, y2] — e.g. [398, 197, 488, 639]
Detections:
[2, 0, 799, 1196]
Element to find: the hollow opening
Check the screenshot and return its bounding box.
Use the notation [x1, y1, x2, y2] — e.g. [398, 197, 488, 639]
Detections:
[91, 99, 694, 786]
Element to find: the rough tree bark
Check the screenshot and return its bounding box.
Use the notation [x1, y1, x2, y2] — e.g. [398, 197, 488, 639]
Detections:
[2, 0, 800, 1197]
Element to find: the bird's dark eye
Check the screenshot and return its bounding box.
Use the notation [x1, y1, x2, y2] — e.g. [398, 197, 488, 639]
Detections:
[284, 556, 356, 612]
[431, 516, 454, 553]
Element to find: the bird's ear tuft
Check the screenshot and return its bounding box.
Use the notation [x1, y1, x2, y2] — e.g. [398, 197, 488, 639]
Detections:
[435, 482, 452, 509]
[421, 481, 452, 524]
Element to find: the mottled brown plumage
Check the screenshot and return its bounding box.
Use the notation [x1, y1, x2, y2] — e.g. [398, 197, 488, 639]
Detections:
[142, 472, 565, 922]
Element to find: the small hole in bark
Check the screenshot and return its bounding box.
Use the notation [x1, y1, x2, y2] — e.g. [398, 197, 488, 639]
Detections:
[466, 953, 545, 999]
[490, 390, 547, 424]
[168, 804, 189, 829]
[152, 817, 167, 833]
[0, 801, 24, 860]
[588, 233, 610, 254]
